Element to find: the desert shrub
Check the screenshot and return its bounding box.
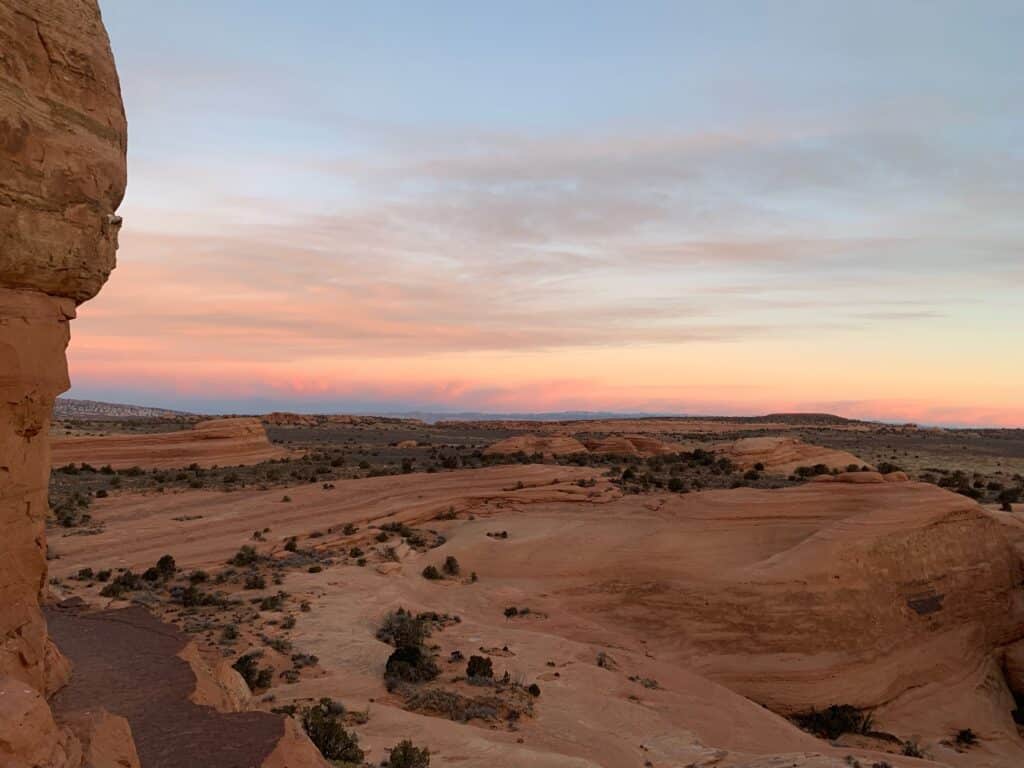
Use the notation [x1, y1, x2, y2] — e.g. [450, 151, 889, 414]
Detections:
[792, 705, 873, 740]
[667, 477, 686, 492]
[283, 537, 298, 552]
[421, 565, 442, 580]
[348, 546, 363, 558]
[954, 728, 978, 747]
[95, 569, 111, 582]
[301, 700, 363, 763]
[377, 609, 428, 648]
[155, 554, 176, 577]
[901, 740, 923, 757]
[998, 488, 1021, 511]
[189, 570, 208, 583]
[232, 652, 273, 691]
[99, 570, 141, 598]
[385, 645, 439, 685]
[386, 740, 430, 768]
[795, 464, 831, 478]
[528, 683, 541, 697]
[442, 556, 460, 576]
[229, 545, 258, 566]
[342, 523, 358, 535]
[259, 591, 286, 611]
[466, 655, 493, 680]
[245, 573, 267, 590]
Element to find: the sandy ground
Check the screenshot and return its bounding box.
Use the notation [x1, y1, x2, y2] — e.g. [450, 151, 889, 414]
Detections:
[49, 460, 1024, 768]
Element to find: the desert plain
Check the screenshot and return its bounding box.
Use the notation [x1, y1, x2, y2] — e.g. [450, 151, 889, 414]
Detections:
[39, 407, 1024, 768]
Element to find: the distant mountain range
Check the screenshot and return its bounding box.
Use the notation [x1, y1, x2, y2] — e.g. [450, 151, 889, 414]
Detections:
[54, 397, 194, 420]
[52, 398, 877, 427]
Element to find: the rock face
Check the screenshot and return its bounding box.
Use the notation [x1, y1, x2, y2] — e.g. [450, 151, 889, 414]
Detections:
[1, 0, 126, 764]
[712, 436, 870, 474]
[584, 434, 681, 457]
[51, 416, 291, 469]
[0, 0, 127, 302]
[483, 433, 589, 457]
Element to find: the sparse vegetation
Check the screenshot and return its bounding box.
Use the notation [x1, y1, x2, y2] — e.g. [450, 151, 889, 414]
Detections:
[232, 652, 273, 691]
[386, 740, 430, 768]
[301, 699, 364, 764]
[792, 705, 873, 740]
[466, 655, 493, 680]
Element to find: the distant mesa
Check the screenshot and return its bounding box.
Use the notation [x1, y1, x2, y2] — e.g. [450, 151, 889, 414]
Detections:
[54, 397, 192, 420]
[261, 411, 322, 427]
[50, 417, 290, 470]
[712, 436, 871, 474]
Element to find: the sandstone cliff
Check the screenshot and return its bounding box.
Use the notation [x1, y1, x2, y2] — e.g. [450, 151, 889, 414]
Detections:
[1, 1, 129, 763]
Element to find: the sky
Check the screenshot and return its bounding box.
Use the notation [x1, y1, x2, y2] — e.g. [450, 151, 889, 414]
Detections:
[69, 1, 1024, 426]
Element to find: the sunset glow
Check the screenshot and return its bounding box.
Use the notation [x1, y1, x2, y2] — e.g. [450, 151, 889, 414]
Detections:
[71, 1, 1024, 426]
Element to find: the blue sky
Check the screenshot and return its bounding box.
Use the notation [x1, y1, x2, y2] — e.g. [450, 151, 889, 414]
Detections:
[69, 1, 1024, 425]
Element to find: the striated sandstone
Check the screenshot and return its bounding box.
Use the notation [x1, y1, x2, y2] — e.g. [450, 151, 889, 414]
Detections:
[51, 416, 291, 470]
[713, 436, 870, 474]
[483, 433, 588, 457]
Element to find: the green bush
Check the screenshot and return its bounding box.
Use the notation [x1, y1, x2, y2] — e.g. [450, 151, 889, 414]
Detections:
[377, 609, 428, 648]
[301, 700, 364, 763]
[792, 705, 873, 740]
[229, 545, 258, 566]
[466, 655, 493, 679]
[385, 644, 439, 685]
[386, 740, 430, 768]
[422, 565, 442, 580]
[232, 652, 272, 691]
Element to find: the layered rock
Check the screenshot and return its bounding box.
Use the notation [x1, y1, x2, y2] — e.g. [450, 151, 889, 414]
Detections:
[1, 5, 127, 764]
[712, 436, 870, 474]
[483, 434, 588, 457]
[584, 433, 681, 457]
[51, 416, 290, 469]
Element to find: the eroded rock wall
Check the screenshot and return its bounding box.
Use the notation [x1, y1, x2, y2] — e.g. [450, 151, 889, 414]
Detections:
[1, 0, 127, 764]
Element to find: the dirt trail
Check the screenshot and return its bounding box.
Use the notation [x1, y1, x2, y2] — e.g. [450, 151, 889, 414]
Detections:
[47, 602, 286, 768]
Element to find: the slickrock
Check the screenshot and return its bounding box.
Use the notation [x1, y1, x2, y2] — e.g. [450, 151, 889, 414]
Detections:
[482, 434, 588, 457]
[51, 416, 290, 469]
[584, 433, 681, 456]
[712, 436, 870, 474]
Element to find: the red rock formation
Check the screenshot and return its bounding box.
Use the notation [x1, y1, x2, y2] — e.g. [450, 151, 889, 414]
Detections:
[713, 435, 870, 474]
[584, 433, 681, 457]
[483, 433, 589, 457]
[1, 1, 128, 763]
[51, 416, 291, 469]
